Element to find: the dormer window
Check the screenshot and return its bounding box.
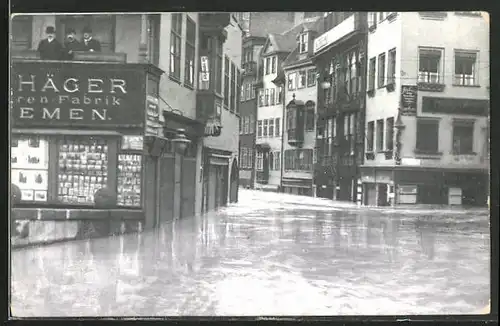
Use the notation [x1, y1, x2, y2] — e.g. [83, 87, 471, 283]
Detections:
[299, 33, 308, 53]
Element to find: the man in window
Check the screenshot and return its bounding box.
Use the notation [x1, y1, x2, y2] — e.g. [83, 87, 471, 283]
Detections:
[37, 26, 63, 60]
[81, 26, 101, 52]
[64, 28, 82, 60]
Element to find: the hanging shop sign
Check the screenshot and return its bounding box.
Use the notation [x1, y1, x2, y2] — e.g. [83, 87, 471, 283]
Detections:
[400, 85, 418, 116]
[121, 135, 144, 151]
[421, 97, 489, 116]
[145, 95, 161, 136]
[11, 61, 147, 128]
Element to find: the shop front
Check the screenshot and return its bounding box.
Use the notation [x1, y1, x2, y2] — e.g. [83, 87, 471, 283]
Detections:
[360, 166, 489, 207]
[10, 60, 188, 244]
[201, 147, 232, 214]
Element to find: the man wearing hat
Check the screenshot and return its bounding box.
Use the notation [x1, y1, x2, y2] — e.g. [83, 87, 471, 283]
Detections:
[64, 28, 82, 60]
[37, 26, 63, 60]
[81, 26, 101, 52]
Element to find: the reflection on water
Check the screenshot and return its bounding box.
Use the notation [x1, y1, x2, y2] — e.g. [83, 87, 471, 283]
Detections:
[11, 191, 490, 316]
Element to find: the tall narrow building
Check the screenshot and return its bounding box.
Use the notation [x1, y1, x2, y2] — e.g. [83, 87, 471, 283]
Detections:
[313, 12, 368, 203]
[281, 17, 324, 195]
[238, 13, 299, 189]
[361, 12, 489, 206]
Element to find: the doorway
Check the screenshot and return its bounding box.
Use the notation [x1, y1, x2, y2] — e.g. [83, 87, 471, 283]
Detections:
[377, 184, 389, 206]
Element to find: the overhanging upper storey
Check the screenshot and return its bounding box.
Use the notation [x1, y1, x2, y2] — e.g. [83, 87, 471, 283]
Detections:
[313, 13, 367, 57]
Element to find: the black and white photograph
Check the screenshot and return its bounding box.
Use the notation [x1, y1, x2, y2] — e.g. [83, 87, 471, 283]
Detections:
[9, 11, 492, 317]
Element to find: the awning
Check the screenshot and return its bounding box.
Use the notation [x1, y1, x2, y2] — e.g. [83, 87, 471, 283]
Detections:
[256, 143, 271, 151]
[12, 128, 124, 136]
[209, 157, 229, 166]
[282, 178, 313, 189]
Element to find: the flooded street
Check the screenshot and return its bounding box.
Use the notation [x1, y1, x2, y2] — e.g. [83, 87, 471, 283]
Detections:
[11, 189, 490, 316]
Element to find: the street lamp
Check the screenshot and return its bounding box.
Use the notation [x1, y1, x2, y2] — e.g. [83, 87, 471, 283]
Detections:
[171, 128, 191, 154]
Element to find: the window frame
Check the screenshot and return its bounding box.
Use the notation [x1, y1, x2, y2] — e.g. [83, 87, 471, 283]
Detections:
[257, 120, 263, 138]
[288, 72, 296, 91]
[298, 70, 307, 89]
[367, 121, 375, 152]
[275, 117, 281, 137]
[269, 118, 275, 138]
[11, 15, 33, 51]
[169, 13, 183, 81]
[416, 118, 440, 154]
[418, 47, 445, 84]
[307, 69, 317, 87]
[270, 88, 276, 106]
[377, 52, 386, 88]
[376, 119, 384, 152]
[387, 48, 396, 85]
[299, 33, 308, 53]
[271, 56, 277, 74]
[454, 50, 479, 86]
[184, 16, 196, 88]
[263, 119, 269, 137]
[230, 63, 237, 113]
[452, 119, 475, 155]
[224, 55, 230, 108]
[385, 117, 394, 151]
[368, 57, 376, 91]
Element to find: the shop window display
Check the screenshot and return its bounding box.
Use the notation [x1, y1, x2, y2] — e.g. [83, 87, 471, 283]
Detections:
[117, 154, 142, 207]
[57, 138, 109, 205]
[11, 136, 49, 202]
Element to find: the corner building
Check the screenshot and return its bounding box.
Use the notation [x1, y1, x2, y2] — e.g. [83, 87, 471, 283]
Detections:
[10, 13, 240, 239]
[361, 12, 489, 206]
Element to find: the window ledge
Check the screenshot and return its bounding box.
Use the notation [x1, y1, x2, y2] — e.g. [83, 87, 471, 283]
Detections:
[417, 82, 446, 92]
[387, 12, 397, 22]
[455, 12, 482, 17]
[184, 83, 195, 90]
[386, 82, 396, 92]
[377, 84, 386, 90]
[169, 75, 182, 85]
[452, 84, 480, 88]
[414, 150, 443, 158]
[452, 152, 477, 156]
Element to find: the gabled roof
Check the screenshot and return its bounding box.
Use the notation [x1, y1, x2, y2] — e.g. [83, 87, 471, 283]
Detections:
[282, 17, 325, 69]
[261, 16, 323, 56]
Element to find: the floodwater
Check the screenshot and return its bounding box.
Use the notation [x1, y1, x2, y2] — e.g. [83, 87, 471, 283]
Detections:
[10, 189, 490, 316]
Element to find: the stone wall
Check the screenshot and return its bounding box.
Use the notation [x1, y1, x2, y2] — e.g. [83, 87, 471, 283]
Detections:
[11, 220, 143, 249]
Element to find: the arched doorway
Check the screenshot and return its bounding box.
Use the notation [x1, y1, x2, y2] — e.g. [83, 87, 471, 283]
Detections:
[229, 158, 239, 203]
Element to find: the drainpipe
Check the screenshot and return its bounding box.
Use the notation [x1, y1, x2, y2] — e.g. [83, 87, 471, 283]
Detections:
[280, 82, 286, 193]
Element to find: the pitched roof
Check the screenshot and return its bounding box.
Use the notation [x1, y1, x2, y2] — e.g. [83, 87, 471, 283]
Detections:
[281, 17, 324, 69]
[263, 16, 323, 55]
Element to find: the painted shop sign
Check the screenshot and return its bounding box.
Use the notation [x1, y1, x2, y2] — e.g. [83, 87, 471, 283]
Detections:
[145, 95, 161, 136]
[400, 85, 418, 116]
[11, 62, 146, 127]
[421, 96, 489, 116]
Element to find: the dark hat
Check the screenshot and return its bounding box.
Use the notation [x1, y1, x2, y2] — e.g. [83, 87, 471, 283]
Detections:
[82, 26, 92, 34]
[66, 28, 76, 34]
[45, 26, 56, 34]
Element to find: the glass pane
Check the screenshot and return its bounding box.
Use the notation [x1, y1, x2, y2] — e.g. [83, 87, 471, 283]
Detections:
[57, 138, 109, 205]
[11, 136, 49, 202]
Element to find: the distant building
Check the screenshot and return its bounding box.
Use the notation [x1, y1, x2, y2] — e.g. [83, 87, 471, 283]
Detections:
[238, 13, 304, 190]
[281, 17, 324, 196]
[361, 12, 489, 207]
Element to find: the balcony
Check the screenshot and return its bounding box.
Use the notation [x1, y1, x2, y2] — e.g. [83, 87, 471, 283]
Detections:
[199, 13, 231, 41]
[286, 99, 305, 147]
[313, 13, 366, 55]
[11, 49, 127, 63]
[242, 61, 257, 76]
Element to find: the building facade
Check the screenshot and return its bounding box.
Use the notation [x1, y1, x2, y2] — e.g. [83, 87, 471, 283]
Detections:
[313, 12, 368, 203]
[361, 11, 489, 206]
[281, 17, 323, 196]
[197, 13, 242, 213]
[238, 12, 299, 189]
[10, 13, 240, 242]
